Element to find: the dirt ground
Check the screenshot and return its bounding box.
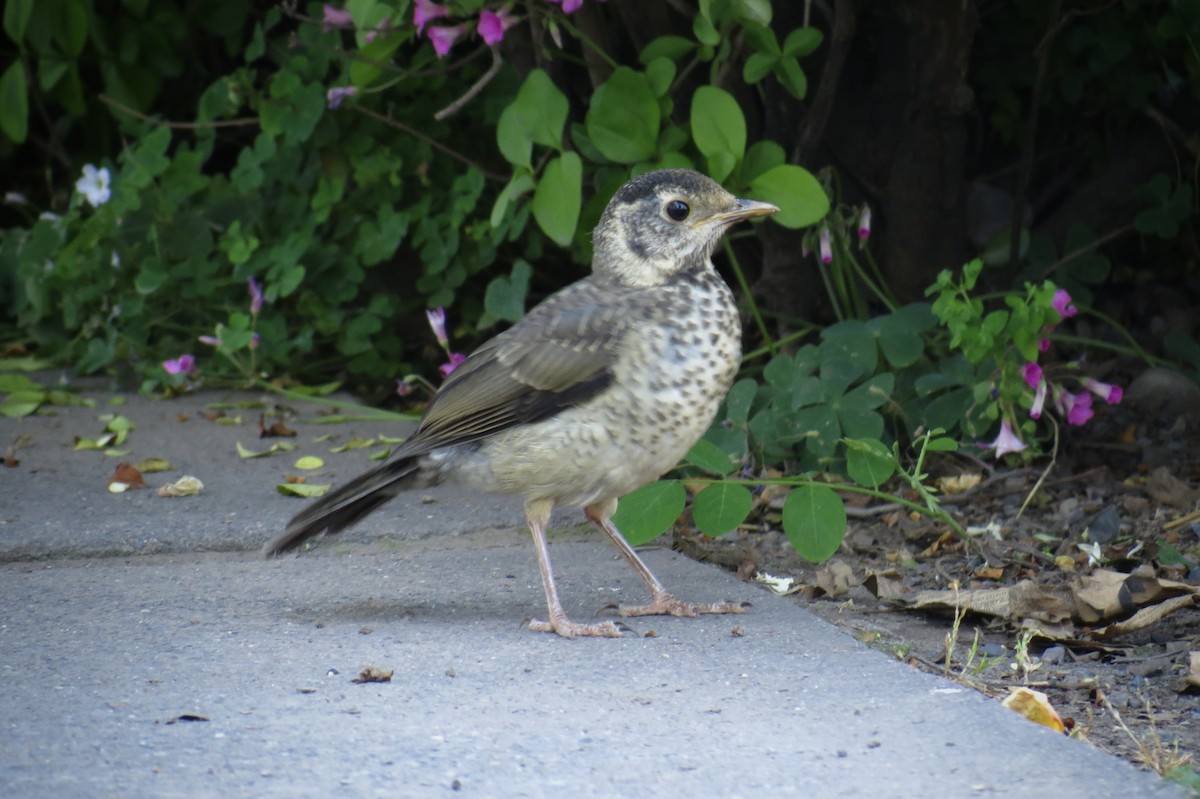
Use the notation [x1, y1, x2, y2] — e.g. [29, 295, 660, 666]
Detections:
[677, 367, 1200, 788]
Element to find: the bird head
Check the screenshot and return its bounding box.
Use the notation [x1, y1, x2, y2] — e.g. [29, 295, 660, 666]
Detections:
[591, 169, 779, 287]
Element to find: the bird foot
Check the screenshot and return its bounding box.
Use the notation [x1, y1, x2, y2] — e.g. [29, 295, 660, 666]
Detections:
[528, 615, 627, 639]
[605, 593, 749, 618]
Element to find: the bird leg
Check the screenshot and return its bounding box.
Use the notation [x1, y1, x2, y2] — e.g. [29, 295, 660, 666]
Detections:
[585, 502, 746, 618]
[524, 499, 624, 638]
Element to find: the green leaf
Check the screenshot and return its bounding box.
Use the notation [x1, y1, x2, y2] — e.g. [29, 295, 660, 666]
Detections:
[484, 260, 532, 323]
[774, 56, 808, 100]
[640, 35, 695, 64]
[277, 483, 332, 498]
[693, 14, 720, 47]
[531, 151, 582, 246]
[490, 171, 535, 228]
[742, 51, 777, 84]
[293, 456, 324, 470]
[724, 377, 757, 425]
[350, 29, 406, 87]
[782, 485, 847, 563]
[56, 0, 88, 57]
[749, 164, 828, 228]
[684, 439, 738, 475]
[0, 61, 28, 144]
[3, 0, 33, 42]
[691, 85, 746, 181]
[496, 104, 532, 169]
[586, 67, 660, 163]
[692, 483, 753, 537]
[733, 0, 772, 26]
[612, 480, 687, 545]
[644, 57, 676, 97]
[498, 69, 568, 167]
[844, 438, 896, 488]
[782, 27, 824, 57]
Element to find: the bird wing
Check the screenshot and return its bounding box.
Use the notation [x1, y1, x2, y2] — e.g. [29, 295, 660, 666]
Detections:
[401, 279, 632, 453]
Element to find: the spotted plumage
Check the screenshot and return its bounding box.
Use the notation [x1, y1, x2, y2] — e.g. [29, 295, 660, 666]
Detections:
[264, 169, 778, 638]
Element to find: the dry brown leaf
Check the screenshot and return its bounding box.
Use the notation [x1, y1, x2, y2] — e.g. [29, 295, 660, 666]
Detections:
[351, 665, 394, 684]
[259, 413, 297, 438]
[974, 565, 1005, 581]
[1143, 466, 1200, 509]
[1073, 566, 1198, 624]
[1002, 687, 1066, 733]
[158, 475, 204, 497]
[284, 474, 308, 484]
[1092, 594, 1198, 639]
[1185, 652, 1200, 692]
[863, 569, 908, 600]
[107, 462, 147, 490]
[936, 473, 982, 494]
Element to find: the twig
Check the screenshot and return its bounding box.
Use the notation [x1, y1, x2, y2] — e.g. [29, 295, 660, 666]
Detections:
[435, 47, 504, 121]
[1144, 104, 1200, 159]
[1016, 415, 1058, 521]
[100, 94, 259, 130]
[351, 104, 507, 182]
[1163, 507, 1200, 532]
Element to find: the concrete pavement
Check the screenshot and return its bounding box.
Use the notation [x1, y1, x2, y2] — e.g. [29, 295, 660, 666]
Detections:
[0, 385, 1185, 797]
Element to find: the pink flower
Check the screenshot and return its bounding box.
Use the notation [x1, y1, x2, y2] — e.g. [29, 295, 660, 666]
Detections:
[546, 0, 585, 12]
[198, 335, 222, 347]
[1021, 362, 1042, 390]
[857, 205, 872, 240]
[982, 419, 1027, 458]
[326, 86, 358, 109]
[439, 352, 466, 377]
[1057, 389, 1094, 426]
[478, 8, 516, 45]
[248, 277, 264, 315]
[413, 0, 450, 34]
[1030, 378, 1047, 420]
[425, 307, 449, 347]
[163, 354, 197, 376]
[818, 226, 832, 264]
[396, 378, 413, 398]
[322, 4, 354, 31]
[249, 332, 261, 350]
[1038, 338, 1051, 353]
[1052, 289, 1077, 318]
[427, 23, 468, 57]
[1082, 377, 1123, 405]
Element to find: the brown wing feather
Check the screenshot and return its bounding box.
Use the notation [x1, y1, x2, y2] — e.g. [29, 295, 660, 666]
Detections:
[401, 279, 632, 452]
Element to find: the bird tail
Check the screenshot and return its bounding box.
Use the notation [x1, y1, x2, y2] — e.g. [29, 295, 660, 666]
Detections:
[262, 456, 422, 557]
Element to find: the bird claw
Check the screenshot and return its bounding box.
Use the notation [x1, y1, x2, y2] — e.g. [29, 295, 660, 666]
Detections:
[609, 594, 749, 618]
[527, 615, 627, 639]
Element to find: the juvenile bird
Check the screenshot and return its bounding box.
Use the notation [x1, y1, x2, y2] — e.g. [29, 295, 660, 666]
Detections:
[263, 169, 778, 638]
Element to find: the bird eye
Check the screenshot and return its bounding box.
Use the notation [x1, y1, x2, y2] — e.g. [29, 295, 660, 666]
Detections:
[665, 199, 690, 221]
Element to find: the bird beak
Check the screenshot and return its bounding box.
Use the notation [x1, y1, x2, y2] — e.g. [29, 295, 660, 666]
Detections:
[699, 198, 780, 228]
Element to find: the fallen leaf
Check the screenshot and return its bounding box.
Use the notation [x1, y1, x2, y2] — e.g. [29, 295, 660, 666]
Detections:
[293, 456, 324, 470]
[368, 447, 393, 461]
[755, 572, 798, 595]
[136, 457, 174, 473]
[937, 473, 982, 494]
[1183, 652, 1200, 692]
[277, 483, 332, 498]
[330, 436, 375, 453]
[1002, 687, 1065, 733]
[259, 414, 297, 438]
[163, 714, 209, 724]
[107, 462, 147, 491]
[158, 475, 204, 497]
[974, 565, 1005, 581]
[1144, 467, 1200, 509]
[284, 474, 307, 484]
[237, 441, 295, 459]
[351, 666, 393, 683]
[863, 569, 908, 600]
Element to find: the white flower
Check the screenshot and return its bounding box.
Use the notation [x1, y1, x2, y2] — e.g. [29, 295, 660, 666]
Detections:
[111, 251, 121, 267]
[75, 164, 112, 207]
[4, 192, 27, 205]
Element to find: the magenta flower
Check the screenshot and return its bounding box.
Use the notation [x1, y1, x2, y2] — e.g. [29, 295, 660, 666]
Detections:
[413, 0, 451, 34]
[1052, 289, 1077, 318]
[857, 205, 872, 240]
[396, 378, 413, 398]
[478, 8, 516, 45]
[326, 86, 358, 109]
[1082, 377, 1123, 405]
[439, 352, 466, 377]
[818, 226, 833, 264]
[427, 23, 467, 57]
[546, 0, 585, 12]
[322, 4, 354, 31]
[163, 354, 197, 376]
[248, 277, 264, 315]
[1038, 338, 1051, 353]
[425, 308, 449, 347]
[1057, 389, 1094, 426]
[198, 335, 222, 347]
[1021, 362, 1042, 390]
[982, 419, 1027, 458]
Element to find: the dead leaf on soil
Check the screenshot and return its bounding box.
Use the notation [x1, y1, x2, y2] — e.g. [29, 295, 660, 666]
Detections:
[1143, 466, 1200, 509]
[1002, 687, 1066, 734]
[801, 560, 856, 599]
[863, 569, 908, 600]
[351, 666, 393, 684]
[1182, 652, 1200, 693]
[937, 473, 982, 494]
